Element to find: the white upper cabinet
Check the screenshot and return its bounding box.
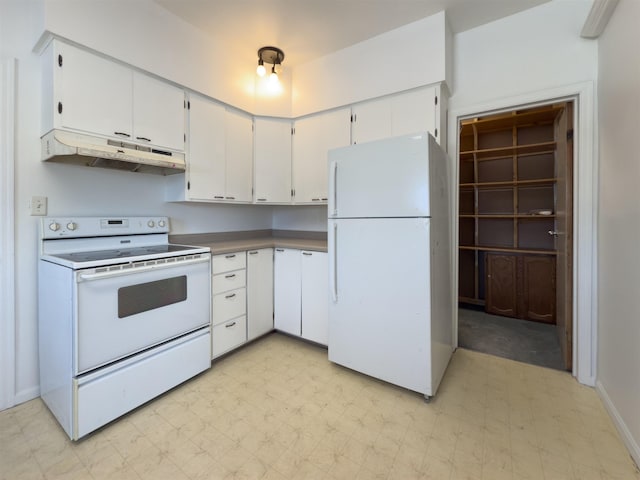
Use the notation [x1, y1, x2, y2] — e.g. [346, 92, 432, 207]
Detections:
[132, 72, 186, 151]
[253, 118, 292, 204]
[185, 93, 226, 201]
[224, 109, 254, 203]
[44, 40, 185, 152]
[351, 85, 440, 145]
[292, 108, 351, 204]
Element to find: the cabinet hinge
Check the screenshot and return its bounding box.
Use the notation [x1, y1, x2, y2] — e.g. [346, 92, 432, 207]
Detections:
[291, 127, 294, 135]
[184, 133, 186, 142]
[291, 189, 295, 197]
[435, 96, 438, 106]
[567, 130, 574, 141]
[57, 102, 63, 114]
[187, 181, 190, 190]
[435, 128, 438, 137]
[58, 54, 63, 67]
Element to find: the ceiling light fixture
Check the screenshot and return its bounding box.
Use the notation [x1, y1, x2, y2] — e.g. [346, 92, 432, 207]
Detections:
[256, 46, 284, 80]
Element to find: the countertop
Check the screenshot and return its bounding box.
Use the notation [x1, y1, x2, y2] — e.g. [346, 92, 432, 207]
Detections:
[169, 229, 327, 255]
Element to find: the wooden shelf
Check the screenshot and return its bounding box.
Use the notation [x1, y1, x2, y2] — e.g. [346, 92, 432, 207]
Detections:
[460, 141, 556, 162]
[460, 104, 564, 136]
[459, 214, 556, 219]
[459, 245, 557, 256]
[460, 178, 557, 188]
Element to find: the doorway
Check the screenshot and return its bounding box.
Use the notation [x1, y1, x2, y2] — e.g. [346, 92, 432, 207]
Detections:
[456, 102, 573, 371]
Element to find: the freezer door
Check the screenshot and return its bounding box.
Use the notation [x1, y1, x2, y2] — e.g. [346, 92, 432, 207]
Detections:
[328, 217, 436, 395]
[328, 133, 431, 218]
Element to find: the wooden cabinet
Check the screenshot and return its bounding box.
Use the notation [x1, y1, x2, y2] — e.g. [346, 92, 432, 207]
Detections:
[44, 40, 185, 152]
[211, 251, 247, 359]
[486, 253, 555, 323]
[273, 248, 328, 345]
[167, 97, 253, 203]
[351, 85, 441, 145]
[458, 103, 568, 324]
[292, 108, 351, 204]
[247, 248, 274, 341]
[253, 118, 292, 204]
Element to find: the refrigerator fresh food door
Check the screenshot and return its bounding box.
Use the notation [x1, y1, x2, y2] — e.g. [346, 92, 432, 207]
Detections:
[328, 133, 431, 219]
[329, 217, 445, 396]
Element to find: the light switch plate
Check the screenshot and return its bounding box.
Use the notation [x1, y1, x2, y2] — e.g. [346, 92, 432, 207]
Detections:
[30, 196, 47, 216]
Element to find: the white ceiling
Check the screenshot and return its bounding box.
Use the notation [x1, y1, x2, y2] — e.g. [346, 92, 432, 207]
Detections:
[153, 0, 551, 68]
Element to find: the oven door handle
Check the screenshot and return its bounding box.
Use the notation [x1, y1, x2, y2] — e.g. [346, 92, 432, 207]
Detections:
[76, 256, 210, 282]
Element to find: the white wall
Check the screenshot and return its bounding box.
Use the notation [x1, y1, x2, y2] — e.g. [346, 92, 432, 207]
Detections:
[291, 12, 451, 117]
[596, 0, 640, 465]
[2, 1, 273, 406]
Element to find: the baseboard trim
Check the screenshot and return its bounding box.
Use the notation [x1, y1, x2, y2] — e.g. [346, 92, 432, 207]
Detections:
[596, 380, 640, 469]
[12, 386, 40, 407]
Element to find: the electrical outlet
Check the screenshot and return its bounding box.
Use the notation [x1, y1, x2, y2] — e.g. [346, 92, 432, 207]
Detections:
[30, 196, 47, 216]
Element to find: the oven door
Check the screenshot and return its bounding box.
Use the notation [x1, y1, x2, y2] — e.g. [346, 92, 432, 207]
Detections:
[74, 254, 211, 374]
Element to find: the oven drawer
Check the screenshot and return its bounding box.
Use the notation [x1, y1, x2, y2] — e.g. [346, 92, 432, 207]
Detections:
[213, 287, 246, 322]
[212, 269, 246, 293]
[212, 315, 246, 358]
[212, 252, 246, 274]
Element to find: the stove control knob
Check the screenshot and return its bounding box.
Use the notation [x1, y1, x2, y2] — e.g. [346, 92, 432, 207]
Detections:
[67, 222, 77, 231]
[158, 220, 166, 228]
[48, 222, 60, 232]
[147, 220, 155, 228]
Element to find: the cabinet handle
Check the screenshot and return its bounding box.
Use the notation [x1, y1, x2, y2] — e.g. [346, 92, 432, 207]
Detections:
[225, 321, 236, 328]
[214, 196, 224, 199]
[321, 198, 328, 201]
[256, 198, 267, 202]
[225, 293, 236, 299]
[312, 198, 321, 202]
[225, 274, 236, 279]
[303, 252, 312, 256]
[114, 131, 130, 137]
[329, 222, 338, 302]
[225, 196, 235, 200]
[249, 251, 258, 255]
[225, 254, 236, 259]
[136, 136, 151, 142]
[330, 161, 338, 216]
[276, 249, 284, 252]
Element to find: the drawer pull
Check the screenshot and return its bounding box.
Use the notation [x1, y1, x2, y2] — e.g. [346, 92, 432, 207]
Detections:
[303, 252, 312, 256]
[276, 249, 284, 252]
[225, 322, 236, 328]
[225, 293, 236, 299]
[225, 254, 236, 259]
[225, 274, 236, 279]
[249, 251, 258, 255]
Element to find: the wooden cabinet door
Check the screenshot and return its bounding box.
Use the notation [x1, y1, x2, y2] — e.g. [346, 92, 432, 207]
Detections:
[300, 251, 329, 346]
[486, 254, 517, 317]
[224, 109, 253, 202]
[522, 256, 556, 323]
[187, 94, 226, 201]
[133, 72, 185, 151]
[254, 118, 292, 203]
[58, 42, 132, 139]
[273, 248, 301, 336]
[247, 249, 274, 341]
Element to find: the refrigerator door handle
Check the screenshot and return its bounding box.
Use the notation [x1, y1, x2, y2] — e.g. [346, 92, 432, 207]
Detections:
[329, 221, 338, 302]
[329, 160, 338, 217]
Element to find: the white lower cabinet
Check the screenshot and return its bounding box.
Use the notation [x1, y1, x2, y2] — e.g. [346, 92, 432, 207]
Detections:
[211, 252, 247, 358]
[274, 248, 328, 346]
[247, 248, 274, 341]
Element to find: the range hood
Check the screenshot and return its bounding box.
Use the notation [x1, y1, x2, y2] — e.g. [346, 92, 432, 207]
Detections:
[41, 130, 186, 175]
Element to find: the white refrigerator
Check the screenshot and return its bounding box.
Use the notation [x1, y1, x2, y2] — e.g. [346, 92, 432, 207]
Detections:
[327, 132, 453, 398]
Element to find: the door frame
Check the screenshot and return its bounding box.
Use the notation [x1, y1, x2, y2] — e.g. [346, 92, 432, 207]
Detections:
[0, 58, 16, 410]
[448, 81, 597, 386]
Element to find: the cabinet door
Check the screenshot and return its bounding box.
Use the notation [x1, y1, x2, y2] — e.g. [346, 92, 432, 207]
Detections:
[188, 94, 226, 201]
[392, 86, 437, 138]
[522, 255, 556, 324]
[293, 108, 350, 204]
[486, 254, 518, 317]
[300, 251, 329, 346]
[225, 109, 253, 202]
[57, 43, 132, 139]
[247, 249, 274, 340]
[254, 118, 292, 203]
[273, 248, 301, 336]
[351, 97, 391, 145]
[133, 72, 185, 151]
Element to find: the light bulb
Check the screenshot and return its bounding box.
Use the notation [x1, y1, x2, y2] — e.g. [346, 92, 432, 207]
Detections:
[269, 65, 278, 82]
[256, 61, 266, 77]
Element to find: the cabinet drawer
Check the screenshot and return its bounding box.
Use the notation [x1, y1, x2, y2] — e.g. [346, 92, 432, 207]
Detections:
[212, 269, 246, 293]
[212, 315, 246, 358]
[213, 287, 246, 323]
[212, 252, 246, 273]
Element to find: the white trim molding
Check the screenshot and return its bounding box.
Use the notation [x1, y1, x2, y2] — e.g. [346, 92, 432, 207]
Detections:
[448, 81, 598, 387]
[597, 381, 640, 468]
[0, 58, 16, 411]
[581, 0, 620, 38]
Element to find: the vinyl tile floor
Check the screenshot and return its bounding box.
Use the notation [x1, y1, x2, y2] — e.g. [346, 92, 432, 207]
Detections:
[1, 333, 638, 480]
